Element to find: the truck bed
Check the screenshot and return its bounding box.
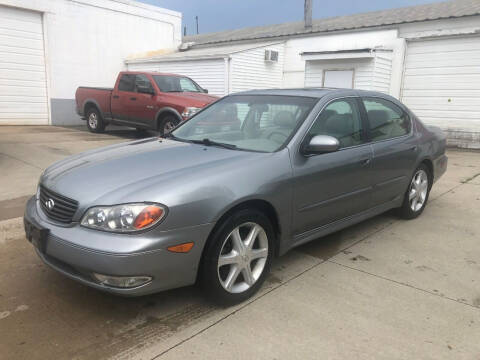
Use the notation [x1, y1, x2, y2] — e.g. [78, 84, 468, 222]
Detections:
[75, 87, 113, 119]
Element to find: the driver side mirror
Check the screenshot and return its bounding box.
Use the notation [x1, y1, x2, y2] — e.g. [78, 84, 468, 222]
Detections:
[202, 88, 209, 94]
[302, 135, 340, 155]
[137, 85, 154, 95]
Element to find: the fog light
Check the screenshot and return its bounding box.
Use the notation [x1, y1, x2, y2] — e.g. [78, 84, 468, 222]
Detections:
[93, 273, 152, 288]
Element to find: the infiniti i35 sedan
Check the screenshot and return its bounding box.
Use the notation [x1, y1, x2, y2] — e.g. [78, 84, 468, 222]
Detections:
[24, 88, 447, 304]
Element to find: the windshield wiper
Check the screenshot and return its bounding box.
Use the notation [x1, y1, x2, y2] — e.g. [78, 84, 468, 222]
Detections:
[189, 138, 237, 150]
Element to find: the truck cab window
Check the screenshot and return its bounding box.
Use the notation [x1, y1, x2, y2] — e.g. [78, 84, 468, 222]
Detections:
[118, 74, 135, 92]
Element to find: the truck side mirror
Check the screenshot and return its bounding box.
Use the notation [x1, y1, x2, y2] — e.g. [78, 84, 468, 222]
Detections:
[203, 88, 208, 93]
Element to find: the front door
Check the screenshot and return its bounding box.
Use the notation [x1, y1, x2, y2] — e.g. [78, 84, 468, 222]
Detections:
[292, 97, 373, 236]
[361, 97, 418, 206]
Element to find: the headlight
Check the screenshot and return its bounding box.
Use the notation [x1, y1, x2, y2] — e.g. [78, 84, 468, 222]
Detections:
[81, 203, 166, 233]
[181, 107, 201, 118]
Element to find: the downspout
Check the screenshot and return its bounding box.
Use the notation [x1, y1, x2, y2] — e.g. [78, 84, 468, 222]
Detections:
[224, 56, 231, 95]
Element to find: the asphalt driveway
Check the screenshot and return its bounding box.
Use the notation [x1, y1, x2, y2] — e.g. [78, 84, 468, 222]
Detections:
[0, 125, 479, 359]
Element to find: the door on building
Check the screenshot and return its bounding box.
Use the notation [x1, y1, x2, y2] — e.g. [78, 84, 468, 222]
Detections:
[0, 6, 48, 125]
[401, 35, 480, 133]
[323, 70, 354, 88]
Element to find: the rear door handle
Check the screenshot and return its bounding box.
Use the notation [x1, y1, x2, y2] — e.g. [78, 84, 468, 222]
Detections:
[360, 158, 371, 166]
[130, 97, 137, 101]
[410, 146, 418, 152]
[112, 95, 119, 99]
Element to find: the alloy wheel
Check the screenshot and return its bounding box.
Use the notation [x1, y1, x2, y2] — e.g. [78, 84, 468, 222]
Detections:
[409, 169, 429, 212]
[88, 112, 98, 129]
[217, 222, 269, 294]
[163, 121, 176, 134]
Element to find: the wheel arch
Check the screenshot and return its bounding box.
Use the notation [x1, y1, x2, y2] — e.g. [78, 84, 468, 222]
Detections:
[83, 99, 102, 118]
[155, 107, 183, 130]
[195, 198, 282, 283]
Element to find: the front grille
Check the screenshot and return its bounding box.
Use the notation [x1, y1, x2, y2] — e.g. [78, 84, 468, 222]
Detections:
[39, 185, 79, 223]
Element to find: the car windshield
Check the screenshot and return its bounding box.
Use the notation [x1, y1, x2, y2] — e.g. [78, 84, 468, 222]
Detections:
[171, 95, 318, 152]
[153, 75, 203, 93]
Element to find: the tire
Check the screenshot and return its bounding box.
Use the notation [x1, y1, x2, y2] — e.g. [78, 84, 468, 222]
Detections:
[397, 163, 432, 219]
[158, 115, 180, 136]
[86, 107, 105, 133]
[200, 209, 275, 305]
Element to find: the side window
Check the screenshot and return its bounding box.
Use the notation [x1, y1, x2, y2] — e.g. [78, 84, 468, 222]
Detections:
[134, 74, 154, 93]
[179, 78, 198, 92]
[308, 98, 363, 148]
[118, 74, 135, 92]
[363, 98, 411, 141]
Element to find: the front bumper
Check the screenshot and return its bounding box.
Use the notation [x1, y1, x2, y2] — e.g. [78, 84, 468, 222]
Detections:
[24, 196, 214, 296]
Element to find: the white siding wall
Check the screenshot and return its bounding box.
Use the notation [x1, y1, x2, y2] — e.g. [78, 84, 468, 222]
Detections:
[128, 59, 227, 96]
[304, 59, 374, 89]
[0, 5, 48, 125]
[401, 36, 480, 134]
[229, 43, 284, 93]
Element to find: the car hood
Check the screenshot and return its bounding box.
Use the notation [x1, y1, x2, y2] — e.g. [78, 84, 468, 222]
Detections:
[171, 92, 219, 106]
[41, 137, 256, 205]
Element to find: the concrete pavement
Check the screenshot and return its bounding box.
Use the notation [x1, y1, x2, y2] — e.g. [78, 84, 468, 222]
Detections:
[0, 126, 479, 359]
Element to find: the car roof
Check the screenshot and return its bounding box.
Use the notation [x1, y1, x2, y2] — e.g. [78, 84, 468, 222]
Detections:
[121, 71, 186, 77]
[230, 88, 397, 101]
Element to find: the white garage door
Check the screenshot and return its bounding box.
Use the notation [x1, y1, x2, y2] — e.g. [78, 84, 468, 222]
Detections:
[127, 59, 226, 96]
[0, 6, 48, 125]
[402, 36, 480, 132]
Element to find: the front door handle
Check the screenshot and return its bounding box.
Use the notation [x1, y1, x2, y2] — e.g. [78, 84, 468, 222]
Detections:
[112, 95, 119, 99]
[130, 97, 137, 101]
[360, 158, 371, 166]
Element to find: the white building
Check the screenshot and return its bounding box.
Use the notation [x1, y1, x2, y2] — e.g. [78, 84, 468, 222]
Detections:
[0, 0, 181, 126]
[127, 0, 480, 148]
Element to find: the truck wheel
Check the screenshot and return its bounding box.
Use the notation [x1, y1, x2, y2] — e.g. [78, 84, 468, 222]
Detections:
[86, 108, 105, 133]
[159, 115, 179, 136]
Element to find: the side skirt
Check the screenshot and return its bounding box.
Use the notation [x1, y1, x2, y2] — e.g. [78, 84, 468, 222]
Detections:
[284, 197, 402, 254]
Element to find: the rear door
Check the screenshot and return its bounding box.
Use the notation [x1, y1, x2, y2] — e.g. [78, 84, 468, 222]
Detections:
[111, 74, 137, 124]
[130, 74, 157, 128]
[361, 97, 418, 207]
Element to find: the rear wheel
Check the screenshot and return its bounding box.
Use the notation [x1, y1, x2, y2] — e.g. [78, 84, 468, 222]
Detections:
[398, 164, 431, 219]
[86, 107, 105, 133]
[158, 114, 180, 136]
[201, 209, 274, 305]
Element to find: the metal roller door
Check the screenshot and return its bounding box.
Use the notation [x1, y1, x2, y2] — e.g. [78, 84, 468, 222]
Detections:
[401, 36, 480, 134]
[0, 5, 48, 125]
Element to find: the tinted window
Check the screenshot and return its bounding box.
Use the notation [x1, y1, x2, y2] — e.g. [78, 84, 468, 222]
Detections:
[118, 74, 135, 92]
[153, 75, 202, 93]
[172, 95, 317, 153]
[308, 98, 363, 148]
[135, 74, 154, 93]
[363, 98, 410, 141]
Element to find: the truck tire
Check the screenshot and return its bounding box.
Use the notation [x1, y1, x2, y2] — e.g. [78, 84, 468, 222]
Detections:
[159, 114, 180, 136]
[86, 107, 105, 133]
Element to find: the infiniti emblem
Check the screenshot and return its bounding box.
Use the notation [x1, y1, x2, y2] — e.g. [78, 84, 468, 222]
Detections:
[45, 198, 55, 210]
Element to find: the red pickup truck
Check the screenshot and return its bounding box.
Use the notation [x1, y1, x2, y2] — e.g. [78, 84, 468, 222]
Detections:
[75, 71, 219, 134]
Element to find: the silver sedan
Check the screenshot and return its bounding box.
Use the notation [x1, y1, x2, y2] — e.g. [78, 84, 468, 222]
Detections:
[24, 88, 447, 305]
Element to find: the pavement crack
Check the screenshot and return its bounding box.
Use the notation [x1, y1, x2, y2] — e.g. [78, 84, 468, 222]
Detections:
[327, 259, 480, 311]
[0, 152, 43, 170]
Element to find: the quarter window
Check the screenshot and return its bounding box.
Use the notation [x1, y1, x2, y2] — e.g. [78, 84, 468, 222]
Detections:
[363, 98, 410, 141]
[308, 98, 364, 148]
[118, 74, 135, 92]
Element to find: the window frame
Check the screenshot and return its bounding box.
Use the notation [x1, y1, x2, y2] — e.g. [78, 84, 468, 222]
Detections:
[360, 96, 413, 144]
[117, 74, 136, 93]
[134, 74, 156, 94]
[299, 96, 369, 156]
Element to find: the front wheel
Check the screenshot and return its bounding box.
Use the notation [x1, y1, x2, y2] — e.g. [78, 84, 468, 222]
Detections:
[86, 108, 105, 133]
[201, 209, 275, 305]
[159, 115, 180, 136]
[397, 164, 431, 219]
